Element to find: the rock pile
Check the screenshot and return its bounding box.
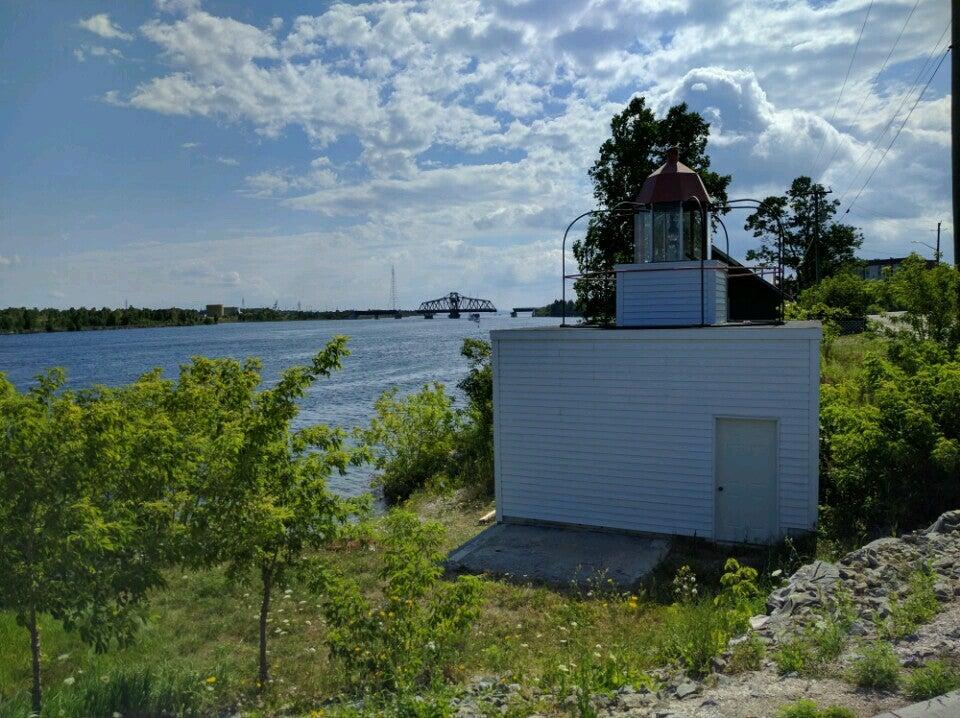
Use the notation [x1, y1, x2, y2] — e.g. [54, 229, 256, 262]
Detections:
[758, 510, 960, 641]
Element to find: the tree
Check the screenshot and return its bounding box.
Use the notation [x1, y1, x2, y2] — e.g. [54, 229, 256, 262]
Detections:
[745, 176, 862, 293]
[889, 254, 960, 351]
[177, 336, 370, 691]
[574, 98, 731, 324]
[0, 369, 181, 715]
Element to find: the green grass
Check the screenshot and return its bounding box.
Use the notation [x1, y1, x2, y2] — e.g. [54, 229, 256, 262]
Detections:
[882, 566, 940, 640]
[727, 634, 765, 673]
[776, 699, 855, 718]
[906, 659, 960, 701]
[0, 488, 801, 717]
[821, 333, 881, 386]
[849, 641, 900, 691]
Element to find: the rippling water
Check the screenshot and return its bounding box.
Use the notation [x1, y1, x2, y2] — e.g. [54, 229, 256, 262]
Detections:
[0, 314, 559, 495]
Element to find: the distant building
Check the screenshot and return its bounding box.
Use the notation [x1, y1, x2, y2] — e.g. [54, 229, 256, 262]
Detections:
[223, 306, 240, 317]
[205, 304, 224, 318]
[858, 257, 937, 280]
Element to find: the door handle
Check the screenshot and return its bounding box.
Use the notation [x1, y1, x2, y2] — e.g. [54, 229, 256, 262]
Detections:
[717, 486, 724, 492]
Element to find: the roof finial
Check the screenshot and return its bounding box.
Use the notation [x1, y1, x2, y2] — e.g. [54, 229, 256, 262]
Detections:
[665, 147, 679, 164]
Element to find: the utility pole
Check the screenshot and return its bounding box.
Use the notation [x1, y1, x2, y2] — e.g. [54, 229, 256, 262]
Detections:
[953, 5, 959, 267]
[813, 189, 821, 284]
[936, 221, 942, 263]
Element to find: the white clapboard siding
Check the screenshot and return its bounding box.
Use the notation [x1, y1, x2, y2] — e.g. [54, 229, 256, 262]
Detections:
[491, 323, 821, 540]
[615, 261, 727, 326]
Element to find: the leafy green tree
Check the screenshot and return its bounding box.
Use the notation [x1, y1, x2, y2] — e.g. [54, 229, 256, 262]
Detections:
[889, 254, 960, 351]
[363, 383, 458, 504]
[796, 271, 878, 317]
[176, 337, 370, 691]
[574, 98, 731, 324]
[745, 177, 862, 293]
[0, 370, 181, 715]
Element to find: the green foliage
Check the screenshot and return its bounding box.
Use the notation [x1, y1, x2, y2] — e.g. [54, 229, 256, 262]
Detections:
[850, 641, 900, 691]
[171, 336, 371, 690]
[745, 177, 862, 293]
[776, 699, 855, 718]
[658, 561, 761, 677]
[772, 612, 847, 678]
[819, 341, 960, 540]
[0, 368, 184, 713]
[532, 299, 579, 318]
[364, 383, 459, 504]
[320, 511, 483, 694]
[906, 659, 960, 700]
[47, 665, 203, 717]
[574, 98, 730, 324]
[882, 565, 939, 639]
[889, 254, 960, 350]
[727, 634, 765, 673]
[773, 635, 815, 676]
[714, 559, 761, 635]
[796, 271, 881, 317]
[363, 339, 496, 503]
[453, 338, 495, 496]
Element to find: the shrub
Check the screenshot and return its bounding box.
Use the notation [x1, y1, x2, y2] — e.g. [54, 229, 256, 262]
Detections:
[850, 641, 900, 691]
[714, 559, 762, 635]
[773, 635, 815, 676]
[728, 634, 765, 673]
[452, 338, 494, 496]
[811, 617, 846, 663]
[363, 384, 459, 503]
[776, 699, 855, 718]
[906, 659, 960, 701]
[883, 565, 939, 639]
[658, 600, 727, 677]
[320, 510, 483, 693]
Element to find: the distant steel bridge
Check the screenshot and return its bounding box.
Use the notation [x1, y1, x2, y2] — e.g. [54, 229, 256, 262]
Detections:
[417, 292, 497, 318]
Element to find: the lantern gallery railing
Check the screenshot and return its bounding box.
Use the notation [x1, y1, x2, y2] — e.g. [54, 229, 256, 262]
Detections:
[560, 199, 787, 327]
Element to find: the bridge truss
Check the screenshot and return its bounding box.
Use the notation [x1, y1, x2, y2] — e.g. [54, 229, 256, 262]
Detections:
[417, 292, 497, 317]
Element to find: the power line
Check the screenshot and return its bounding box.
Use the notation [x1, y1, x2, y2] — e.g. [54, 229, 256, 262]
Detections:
[843, 46, 951, 217]
[838, 24, 951, 206]
[810, 0, 875, 178]
[817, 0, 920, 181]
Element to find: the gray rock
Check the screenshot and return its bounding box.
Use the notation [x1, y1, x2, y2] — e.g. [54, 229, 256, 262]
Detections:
[927, 510, 960, 535]
[673, 681, 699, 699]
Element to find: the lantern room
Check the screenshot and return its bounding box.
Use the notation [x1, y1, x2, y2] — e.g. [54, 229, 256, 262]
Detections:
[633, 147, 711, 263]
[615, 147, 726, 327]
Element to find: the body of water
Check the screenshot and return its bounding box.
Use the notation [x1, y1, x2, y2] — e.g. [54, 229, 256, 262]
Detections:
[0, 314, 559, 495]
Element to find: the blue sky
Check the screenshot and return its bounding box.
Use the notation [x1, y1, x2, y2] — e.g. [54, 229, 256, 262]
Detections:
[0, 0, 952, 309]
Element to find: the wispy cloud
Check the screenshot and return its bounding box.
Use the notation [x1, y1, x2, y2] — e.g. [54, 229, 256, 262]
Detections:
[77, 13, 133, 41]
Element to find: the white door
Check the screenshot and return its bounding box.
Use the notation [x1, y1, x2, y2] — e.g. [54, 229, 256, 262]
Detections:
[715, 418, 778, 543]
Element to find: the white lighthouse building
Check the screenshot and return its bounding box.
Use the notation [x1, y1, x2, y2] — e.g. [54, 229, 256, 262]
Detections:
[491, 151, 821, 543]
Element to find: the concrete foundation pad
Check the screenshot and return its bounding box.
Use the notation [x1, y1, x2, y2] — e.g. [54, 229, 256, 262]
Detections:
[446, 522, 672, 590]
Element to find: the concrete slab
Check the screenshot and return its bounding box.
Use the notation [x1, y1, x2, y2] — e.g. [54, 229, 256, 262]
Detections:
[446, 522, 672, 590]
[871, 690, 960, 718]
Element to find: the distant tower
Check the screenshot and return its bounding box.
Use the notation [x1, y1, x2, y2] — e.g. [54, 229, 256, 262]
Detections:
[390, 265, 398, 312]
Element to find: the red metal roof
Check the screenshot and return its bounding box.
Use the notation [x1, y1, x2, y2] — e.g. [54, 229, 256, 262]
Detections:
[635, 147, 711, 205]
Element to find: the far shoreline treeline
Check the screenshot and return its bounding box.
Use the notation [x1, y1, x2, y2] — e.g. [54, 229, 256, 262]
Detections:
[0, 301, 571, 335]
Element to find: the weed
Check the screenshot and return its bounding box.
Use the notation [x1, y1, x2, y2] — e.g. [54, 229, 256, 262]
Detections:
[727, 634, 765, 673]
[883, 565, 939, 639]
[776, 699, 855, 718]
[850, 641, 900, 691]
[811, 617, 846, 663]
[906, 659, 960, 701]
[773, 636, 815, 676]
